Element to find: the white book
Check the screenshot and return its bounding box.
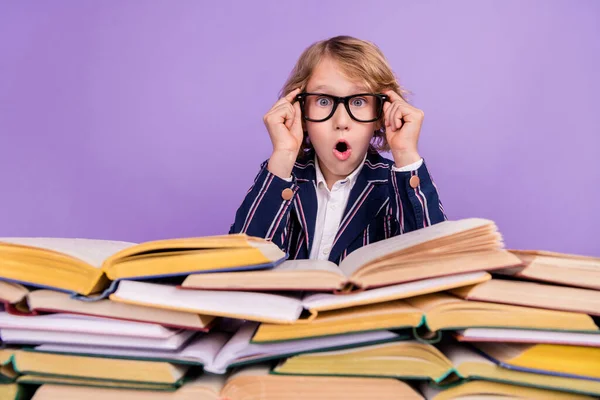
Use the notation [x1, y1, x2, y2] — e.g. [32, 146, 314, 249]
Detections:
[0, 327, 196, 350]
[456, 328, 600, 347]
[33, 322, 401, 374]
[0, 312, 179, 338]
[109, 272, 491, 323]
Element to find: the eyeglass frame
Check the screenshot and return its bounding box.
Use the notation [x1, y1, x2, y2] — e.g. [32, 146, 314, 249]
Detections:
[295, 92, 390, 123]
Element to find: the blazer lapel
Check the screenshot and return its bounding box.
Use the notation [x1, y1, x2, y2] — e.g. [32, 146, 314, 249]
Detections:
[291, 157, 318, 257]
[329, 151, 390, 263]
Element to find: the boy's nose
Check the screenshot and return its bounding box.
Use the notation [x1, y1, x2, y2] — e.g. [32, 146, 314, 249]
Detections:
[333, 103, 350, 130]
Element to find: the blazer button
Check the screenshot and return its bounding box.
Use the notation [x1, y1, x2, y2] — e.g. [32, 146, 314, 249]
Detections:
[281, 188, 294, 201]
[409, 175, 420, 188]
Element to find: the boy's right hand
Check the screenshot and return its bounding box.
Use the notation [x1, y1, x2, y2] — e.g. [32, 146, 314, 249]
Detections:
[263, 88, 303, 179]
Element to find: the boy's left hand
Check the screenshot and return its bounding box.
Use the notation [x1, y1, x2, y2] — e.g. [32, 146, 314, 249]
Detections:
[383, 90, 423, 167]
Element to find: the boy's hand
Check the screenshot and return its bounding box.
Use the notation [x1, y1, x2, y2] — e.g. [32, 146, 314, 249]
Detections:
[264, 88, 303, 179]
[383, 90, 423, 168]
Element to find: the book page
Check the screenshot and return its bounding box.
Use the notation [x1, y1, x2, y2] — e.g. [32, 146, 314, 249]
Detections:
[456, 279, 600, 316]
[0, 238, 135, 268]
[440, 343, 494, 368]
[29, 381, 215, 399]
[338, 219, 493, 277]
[275, 260, 344, 275]
[209, 322, 258, 373]
[181, 373, 227, 397]
[227, 363, 271, 379]
[179, 332, 231, 365]
[181, 259, 344, 291]
[0, 281, 28, 303]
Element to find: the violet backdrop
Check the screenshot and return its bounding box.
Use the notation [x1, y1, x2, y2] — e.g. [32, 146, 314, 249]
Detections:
[1, 0, 598, 255]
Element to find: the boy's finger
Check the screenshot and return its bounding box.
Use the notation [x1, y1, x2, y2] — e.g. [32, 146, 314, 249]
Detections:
[383, 89, 406, 104]
[282, 104, 294, 129]
[392, 103, 403, 131]
[383, 101, 391, 114]
[383, 102, 391, 126]
[293, 101, 302, 123]
[284, 87, 302, 103]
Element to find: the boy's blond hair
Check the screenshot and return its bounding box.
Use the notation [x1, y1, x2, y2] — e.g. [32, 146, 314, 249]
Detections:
[280, 35, 408, 158]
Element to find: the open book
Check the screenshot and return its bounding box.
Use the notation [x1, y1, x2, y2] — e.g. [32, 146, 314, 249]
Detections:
[0, 234, 285, 298]
[250, 292, 599, 343]
[181, 219, 521, 292]
[29, 322, 401, 374]
[30, 364, 423, 400]
[273, 342, 600, 396]
[109, 272, 491, 324]
[0, 281, 29, 314]
[501, 250, 600, 290]
[451, 278, 600, 316]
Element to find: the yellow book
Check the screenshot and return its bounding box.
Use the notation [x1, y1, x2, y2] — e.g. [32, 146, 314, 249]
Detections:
[273, 341, 600, 397]
[17, 375, 178, 391]
[30, 365, 423, 400]
[1, 348, 18, 383]
[0, 234, 285, 297]
[7, 350, 189, 387]
[471, 342, 600, 380]
[252, 292, 598, 342]
[0, 383, 31, 400]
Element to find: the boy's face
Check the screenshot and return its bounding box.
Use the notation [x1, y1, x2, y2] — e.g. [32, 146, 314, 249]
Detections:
[304, 57, 378, 181]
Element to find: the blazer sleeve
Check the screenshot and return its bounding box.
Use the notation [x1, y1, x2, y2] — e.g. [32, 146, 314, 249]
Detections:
[387, 159, 447, 234]
[229, 160, 299, 249]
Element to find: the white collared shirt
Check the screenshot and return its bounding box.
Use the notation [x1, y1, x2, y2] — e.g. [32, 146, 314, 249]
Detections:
[309, 154, 367, 260]
[309, 156, 423, 260]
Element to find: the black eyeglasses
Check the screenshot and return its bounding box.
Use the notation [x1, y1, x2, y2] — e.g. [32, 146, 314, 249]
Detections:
[295, 93, 389, 123]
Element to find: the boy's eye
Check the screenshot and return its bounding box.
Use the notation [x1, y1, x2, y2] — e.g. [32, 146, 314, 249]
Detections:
[351, 97, 366, 107]
[317, 97, 332, 107]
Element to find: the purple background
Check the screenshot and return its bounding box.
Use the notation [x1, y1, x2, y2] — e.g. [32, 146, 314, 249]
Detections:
[1, 1, 598, 256]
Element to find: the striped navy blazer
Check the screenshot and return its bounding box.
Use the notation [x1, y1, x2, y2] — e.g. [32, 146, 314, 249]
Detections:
[229, 149, 447, 264]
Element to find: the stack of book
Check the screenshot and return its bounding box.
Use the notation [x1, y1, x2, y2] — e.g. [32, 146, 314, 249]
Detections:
[0, 218, 598, 399]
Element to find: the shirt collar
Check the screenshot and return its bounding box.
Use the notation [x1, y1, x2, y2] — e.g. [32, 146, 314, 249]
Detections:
[314, 152, 368, 190]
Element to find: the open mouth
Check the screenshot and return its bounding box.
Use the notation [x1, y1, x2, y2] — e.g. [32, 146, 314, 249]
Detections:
[333, 139, 352, 161]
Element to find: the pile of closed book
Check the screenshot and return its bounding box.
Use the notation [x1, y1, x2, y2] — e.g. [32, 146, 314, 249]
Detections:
[0, 217, 598, 400]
